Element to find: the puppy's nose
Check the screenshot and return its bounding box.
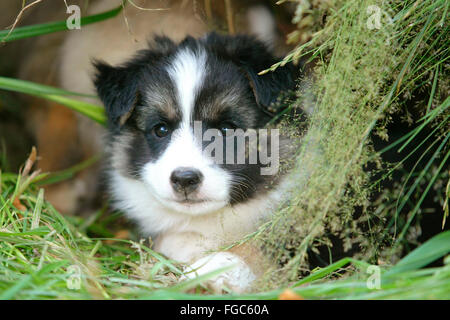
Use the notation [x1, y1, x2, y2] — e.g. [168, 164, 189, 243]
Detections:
[170, 167, 203, 194]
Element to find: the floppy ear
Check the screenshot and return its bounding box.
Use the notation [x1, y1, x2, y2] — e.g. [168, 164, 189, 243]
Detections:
[93, 61, 139, 131]
[204, 33, 300, 116]
[93, 36, 177, 130]
[243, 63, 299, 116]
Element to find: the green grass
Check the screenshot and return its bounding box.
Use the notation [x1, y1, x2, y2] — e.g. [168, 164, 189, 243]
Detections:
[0, 3, 123, 43]
[1, 169, 449, 299]
[0, 77, 105, 125]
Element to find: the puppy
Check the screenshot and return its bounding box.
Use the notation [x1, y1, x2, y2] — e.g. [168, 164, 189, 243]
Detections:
[94, 33, 300, 293]
[19, 0, 294, 214]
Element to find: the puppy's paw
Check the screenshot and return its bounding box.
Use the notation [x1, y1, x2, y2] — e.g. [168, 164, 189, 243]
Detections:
[182, 252, 256, 293]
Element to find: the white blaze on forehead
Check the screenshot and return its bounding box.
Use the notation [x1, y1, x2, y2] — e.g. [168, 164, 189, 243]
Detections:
[168, 48, 207, 126]
[165, 47, 208, 166]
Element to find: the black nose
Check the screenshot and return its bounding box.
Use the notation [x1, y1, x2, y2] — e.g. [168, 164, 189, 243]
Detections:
[170, 167, 203, 195]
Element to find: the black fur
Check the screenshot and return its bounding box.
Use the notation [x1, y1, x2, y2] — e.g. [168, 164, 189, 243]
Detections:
[93, 36, 177, 131]
[201, 33, 300, 116]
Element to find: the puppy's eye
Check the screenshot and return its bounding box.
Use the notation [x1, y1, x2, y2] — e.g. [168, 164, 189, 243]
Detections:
[152, 123, 171, 138]
[219, 121, 237, 136]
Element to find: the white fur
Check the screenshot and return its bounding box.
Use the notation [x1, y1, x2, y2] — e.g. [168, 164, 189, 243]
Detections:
[168, 48, 206, 126]
[109, 170, 291, 262]
[182, 252, 256, 293]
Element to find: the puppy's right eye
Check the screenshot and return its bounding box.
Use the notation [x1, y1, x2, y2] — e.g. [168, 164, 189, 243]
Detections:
[152, 123, 171, 138]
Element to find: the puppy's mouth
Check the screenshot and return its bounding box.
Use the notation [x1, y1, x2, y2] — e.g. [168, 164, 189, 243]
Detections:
[162, 195, 228, 215]
[175, 198, 207, 205]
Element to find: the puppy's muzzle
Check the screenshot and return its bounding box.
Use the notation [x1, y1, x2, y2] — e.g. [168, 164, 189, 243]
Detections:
[170, 167, 203, 195]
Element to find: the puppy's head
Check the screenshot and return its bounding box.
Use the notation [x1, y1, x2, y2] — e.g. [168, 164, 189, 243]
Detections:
[94, 33, 299, 216]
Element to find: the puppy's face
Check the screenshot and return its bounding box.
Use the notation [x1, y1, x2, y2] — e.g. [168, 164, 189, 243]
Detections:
[95, 34, 298, 216]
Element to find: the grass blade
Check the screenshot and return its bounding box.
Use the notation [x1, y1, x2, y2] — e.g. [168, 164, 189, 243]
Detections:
[0, 77, 106, 125]
[386, 231, 450, 275]
[0, 4, 123, 43]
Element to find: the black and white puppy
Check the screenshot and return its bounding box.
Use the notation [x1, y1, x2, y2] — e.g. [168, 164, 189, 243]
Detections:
[94, 33, 300, 292]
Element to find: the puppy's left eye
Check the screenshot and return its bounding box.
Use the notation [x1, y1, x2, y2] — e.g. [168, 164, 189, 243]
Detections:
[219, 121, 237, 136]
[152, 123, 171, 138]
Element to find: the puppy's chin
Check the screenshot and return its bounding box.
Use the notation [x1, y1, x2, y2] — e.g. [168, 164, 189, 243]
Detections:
[142, 181, 229, 216]
[162, 198, 229, 216]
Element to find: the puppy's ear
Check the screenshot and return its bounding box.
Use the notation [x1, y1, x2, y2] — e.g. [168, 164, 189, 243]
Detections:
[204, 33, 300, 116]
[93, 61, 139, 130]
[243, 62, 299, 116]
[93, 35, 177, 130]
